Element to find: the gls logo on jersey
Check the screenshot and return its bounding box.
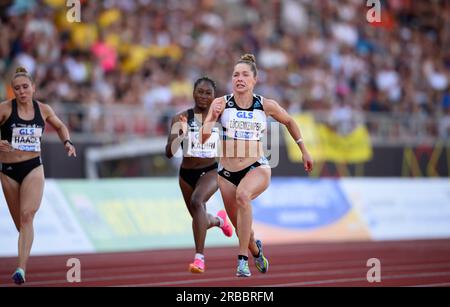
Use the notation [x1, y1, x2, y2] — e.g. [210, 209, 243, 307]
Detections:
[236, 111, 253, 119]
[18, 128, 36, 135]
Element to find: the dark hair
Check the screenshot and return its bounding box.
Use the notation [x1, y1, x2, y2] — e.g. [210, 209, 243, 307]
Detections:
[12, 67, 33, 83]
[194, 76, 217, 94]
[236, 53, 257, 77]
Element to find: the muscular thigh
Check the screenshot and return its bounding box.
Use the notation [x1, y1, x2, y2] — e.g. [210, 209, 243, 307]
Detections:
[19, 165, 44, 213]
[1, 173, 21, 227]
[237, 166, 271, 201]
[218, 176, 238, 227]
[1, 173, 20, 205]
[191, 169, 219, 205]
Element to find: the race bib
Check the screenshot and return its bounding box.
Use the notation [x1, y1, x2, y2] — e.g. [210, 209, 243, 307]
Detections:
[186, 128, 219, 158]
[227, 110, 262, 141]
[11, 127, 42, 152]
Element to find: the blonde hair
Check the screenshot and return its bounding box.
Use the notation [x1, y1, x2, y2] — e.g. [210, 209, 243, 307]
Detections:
[12, 67, 33, 84]
[236, 53, 257, 77]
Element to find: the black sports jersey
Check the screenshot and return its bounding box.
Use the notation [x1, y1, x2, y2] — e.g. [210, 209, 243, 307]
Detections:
[1, 99, 45, 152]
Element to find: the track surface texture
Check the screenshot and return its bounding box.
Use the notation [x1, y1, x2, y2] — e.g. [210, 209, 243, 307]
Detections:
[1, 239, 450, 287]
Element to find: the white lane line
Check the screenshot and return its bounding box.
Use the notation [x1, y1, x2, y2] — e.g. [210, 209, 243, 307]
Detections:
[2, 254, 450, 281]
[264, 271, 450, 287]
[408, 282, 450, 287]
[4, 260, 450, 287]
[116, 264, 450, 287]
[8, 261, 450, 286]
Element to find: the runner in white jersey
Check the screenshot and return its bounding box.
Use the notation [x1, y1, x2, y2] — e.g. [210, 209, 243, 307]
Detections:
[200, 54, 314, 277]
[165, 77, 233, 273]
[0, 67, 76, 285]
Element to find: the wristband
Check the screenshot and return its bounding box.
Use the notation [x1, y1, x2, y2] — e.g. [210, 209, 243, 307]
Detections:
[295, 138, 304, 144]
[64, 140, 73, 146]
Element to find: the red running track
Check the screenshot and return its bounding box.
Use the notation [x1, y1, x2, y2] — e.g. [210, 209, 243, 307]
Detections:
[1, 239, 450, 287]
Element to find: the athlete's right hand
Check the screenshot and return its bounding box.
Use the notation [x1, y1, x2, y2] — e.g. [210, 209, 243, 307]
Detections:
[178, 114, 188, 136]
[211, 101, 222, 120]
[302, 151, 314, 173]
[0, 140, 14, 152]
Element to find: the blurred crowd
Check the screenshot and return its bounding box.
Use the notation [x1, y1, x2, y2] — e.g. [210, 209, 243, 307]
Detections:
[0, 0, 449, 140]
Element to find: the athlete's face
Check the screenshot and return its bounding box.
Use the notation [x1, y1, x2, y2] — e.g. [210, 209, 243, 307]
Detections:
[193, 81, 215, 111]
[232, 63, 256, 94]
[12, 76, 35, 103]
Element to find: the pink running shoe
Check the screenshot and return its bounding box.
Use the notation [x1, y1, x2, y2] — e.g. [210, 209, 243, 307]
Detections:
[217, 210, 233, 237]
[189, 258, 205, 273]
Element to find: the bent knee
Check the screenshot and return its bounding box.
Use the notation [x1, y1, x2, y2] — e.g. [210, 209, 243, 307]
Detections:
[190, 196, 206, 212]
[20, 209, 38, 226]
[235, 190, 251, 207]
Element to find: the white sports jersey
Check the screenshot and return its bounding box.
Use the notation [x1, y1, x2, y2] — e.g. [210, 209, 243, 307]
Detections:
[220, 94, 266, 141]
[183, 109, 220, 158]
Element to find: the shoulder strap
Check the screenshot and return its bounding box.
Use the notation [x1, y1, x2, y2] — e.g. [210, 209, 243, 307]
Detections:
[187, 108, 194, 122]
[252, 94, 264, 110]
[224, 94, 235, 108]
[33, 100, 46, 125]
[11, 99, 17, 116]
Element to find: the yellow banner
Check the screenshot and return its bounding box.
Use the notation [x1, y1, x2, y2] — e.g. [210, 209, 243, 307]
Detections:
[285, 114, 373, 163]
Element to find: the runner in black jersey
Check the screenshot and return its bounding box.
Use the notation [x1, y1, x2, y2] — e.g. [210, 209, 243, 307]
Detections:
[165, 77, 232, 273]
[0, 67, 76, 285]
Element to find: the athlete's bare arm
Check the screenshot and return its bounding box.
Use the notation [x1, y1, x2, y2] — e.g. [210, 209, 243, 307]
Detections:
[263, 98, 313, 172]
[0, 100, 12, 126]
[200, 97, 224, 144]
[0, 100, 13, 153]
[165, 111, 188, 159]
[40, 103, 76, 157]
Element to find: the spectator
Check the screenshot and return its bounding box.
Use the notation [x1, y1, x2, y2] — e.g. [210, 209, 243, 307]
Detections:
[0, 0, 448, 140]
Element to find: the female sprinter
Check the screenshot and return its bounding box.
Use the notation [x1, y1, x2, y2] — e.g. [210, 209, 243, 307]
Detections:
[0, 67, 77, 285]
[165, 77, 233, 273]
[200, 54, 314, 277]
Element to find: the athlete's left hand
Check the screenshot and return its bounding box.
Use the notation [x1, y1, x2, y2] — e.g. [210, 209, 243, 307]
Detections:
[302, 151, 313, 173]
[65, 143, 77, 157]
[0, 140, 14, 152]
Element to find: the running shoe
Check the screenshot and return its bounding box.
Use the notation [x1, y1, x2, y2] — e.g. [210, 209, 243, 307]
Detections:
[189, 258, 205, 273]
[236, 258, 251, 277]
[217, 210, 233, 237]
[254, 240, 269, 273]
[12, 268, 25, 285]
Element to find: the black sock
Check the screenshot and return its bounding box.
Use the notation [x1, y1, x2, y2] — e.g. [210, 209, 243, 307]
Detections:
[253, 250, 261, 258]
[252, 243, 261, 258]
[238, 255, 248, 261]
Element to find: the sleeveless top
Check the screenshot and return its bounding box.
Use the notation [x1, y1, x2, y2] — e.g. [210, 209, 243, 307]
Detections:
[182, 108, 220, 158]
[220, 94, 267, 141]
[0, 99, 45, 152]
